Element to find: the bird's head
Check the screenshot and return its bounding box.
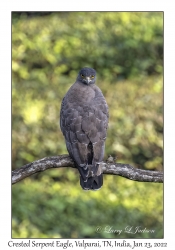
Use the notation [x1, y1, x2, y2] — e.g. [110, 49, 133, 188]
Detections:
[77, 67, 96, 85]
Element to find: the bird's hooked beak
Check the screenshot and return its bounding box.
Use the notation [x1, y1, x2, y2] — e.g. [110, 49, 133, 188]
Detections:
[85, 77, 91, 84]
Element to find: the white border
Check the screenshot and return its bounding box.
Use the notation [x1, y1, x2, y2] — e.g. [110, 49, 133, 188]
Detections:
[0, 1, 174, 249]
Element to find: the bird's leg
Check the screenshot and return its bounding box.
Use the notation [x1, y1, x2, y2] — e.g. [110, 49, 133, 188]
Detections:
[96, 162, 104, 176]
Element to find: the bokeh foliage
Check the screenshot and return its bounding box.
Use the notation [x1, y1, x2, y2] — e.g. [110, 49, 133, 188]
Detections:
[12, 12, 163, 238]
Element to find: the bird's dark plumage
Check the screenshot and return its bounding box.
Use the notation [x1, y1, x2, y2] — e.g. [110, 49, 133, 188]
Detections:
[60, 67, 109, 190]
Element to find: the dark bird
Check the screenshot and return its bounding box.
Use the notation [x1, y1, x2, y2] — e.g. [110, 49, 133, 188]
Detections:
[60, 67, 109, 190]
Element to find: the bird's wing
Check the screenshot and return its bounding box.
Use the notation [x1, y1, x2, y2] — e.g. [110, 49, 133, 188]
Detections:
[89, 86, 109, 165]
[60, 96, 90, 169]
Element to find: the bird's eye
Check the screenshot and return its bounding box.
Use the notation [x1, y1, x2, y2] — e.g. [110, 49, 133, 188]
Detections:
[81, 74, 85, 78]
[91, 75, 95, 79]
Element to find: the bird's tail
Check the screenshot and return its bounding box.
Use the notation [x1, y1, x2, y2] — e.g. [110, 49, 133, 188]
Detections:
[80, 174, 103, 190]
[78, 163, 103, 190]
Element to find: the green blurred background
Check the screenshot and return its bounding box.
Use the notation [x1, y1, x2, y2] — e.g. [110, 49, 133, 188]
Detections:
[12, 12, 163, 238]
